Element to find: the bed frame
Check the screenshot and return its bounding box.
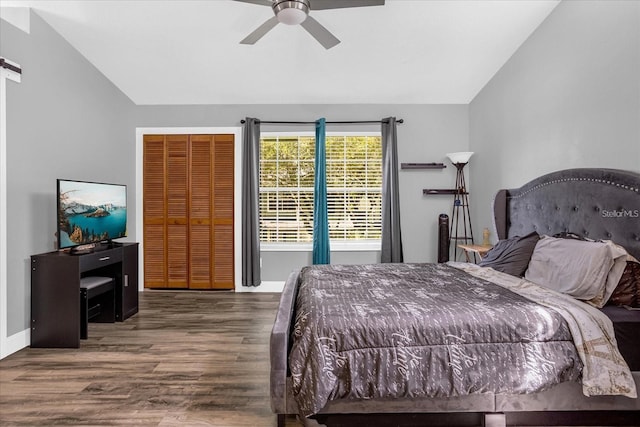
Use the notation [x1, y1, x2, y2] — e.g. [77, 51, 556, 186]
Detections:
[271, 168, 640, 427]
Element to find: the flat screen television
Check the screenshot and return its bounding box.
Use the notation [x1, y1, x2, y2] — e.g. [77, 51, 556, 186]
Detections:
[57, 179, 127, 250]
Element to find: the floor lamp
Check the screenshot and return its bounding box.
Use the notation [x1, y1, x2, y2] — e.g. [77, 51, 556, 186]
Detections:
[447, 152, 474, 261]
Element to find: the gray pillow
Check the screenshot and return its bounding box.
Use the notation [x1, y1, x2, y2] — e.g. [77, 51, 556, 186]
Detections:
[524, 236, 628, 306]
[478, 231, 540, 277]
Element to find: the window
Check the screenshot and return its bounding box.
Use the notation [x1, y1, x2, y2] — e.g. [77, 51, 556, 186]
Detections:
[259, 133, 382, 248]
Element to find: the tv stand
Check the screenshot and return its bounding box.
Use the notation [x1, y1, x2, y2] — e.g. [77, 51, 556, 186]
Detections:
[30, 242, 139, 348]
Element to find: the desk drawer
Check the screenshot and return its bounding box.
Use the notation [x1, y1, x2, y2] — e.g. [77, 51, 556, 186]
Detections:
[79, 248, 122, 272]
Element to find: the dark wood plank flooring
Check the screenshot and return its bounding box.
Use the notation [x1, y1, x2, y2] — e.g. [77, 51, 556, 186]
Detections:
[2, 291, 634, 427]
[0, 291, 302, 427]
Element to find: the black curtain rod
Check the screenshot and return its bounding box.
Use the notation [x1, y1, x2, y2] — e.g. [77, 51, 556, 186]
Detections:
[240, 119, 404, 125]
[0, 58, 22, 75]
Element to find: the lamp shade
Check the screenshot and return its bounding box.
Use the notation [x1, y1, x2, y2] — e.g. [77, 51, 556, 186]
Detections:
[446, 151, 474, 164]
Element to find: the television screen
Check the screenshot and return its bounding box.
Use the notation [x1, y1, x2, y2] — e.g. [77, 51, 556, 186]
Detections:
[57, 179, 127, 249]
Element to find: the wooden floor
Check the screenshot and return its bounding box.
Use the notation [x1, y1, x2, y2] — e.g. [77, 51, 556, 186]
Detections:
[2, 291, 635, 427]
[0, 291, 302, 427]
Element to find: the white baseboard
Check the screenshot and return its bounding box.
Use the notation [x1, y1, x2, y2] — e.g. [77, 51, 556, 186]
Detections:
[1, 328, 30, 359]
[235, 281, 284, 293]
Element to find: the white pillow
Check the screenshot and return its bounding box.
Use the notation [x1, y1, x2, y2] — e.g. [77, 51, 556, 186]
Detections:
[524, 236, 614, 302]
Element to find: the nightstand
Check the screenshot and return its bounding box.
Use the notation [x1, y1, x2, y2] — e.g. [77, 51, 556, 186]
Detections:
[457, 244, 493, 263]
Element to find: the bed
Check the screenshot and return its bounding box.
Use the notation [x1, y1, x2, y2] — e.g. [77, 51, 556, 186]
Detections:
[270, 168, 640, 427]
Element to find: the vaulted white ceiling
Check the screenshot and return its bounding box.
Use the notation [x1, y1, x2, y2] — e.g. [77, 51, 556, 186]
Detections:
[1, 0, 560, 105]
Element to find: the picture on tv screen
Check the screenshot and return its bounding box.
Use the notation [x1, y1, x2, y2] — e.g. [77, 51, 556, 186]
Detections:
[57, 179, 127, 249]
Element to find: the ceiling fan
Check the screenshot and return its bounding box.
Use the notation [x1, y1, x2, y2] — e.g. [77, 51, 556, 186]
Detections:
[236, 0, 385, 49]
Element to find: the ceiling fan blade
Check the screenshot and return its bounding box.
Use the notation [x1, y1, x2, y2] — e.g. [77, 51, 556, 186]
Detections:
[233, 0, 273, 7]
[310, 0, 384, 10]
[300, 16, 340, 49]
[240, 16, 279, 45]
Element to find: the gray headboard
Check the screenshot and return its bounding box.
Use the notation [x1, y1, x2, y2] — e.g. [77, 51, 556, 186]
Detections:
[493, 168, 640, 260]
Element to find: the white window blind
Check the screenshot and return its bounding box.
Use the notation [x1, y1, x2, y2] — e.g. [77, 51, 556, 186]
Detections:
[259, 133, 382, 245]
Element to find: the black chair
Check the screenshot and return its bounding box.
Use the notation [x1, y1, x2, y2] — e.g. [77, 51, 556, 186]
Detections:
[80, 276, 115, 339]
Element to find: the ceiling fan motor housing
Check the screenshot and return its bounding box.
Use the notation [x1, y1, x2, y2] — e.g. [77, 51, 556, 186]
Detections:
[273, 0, 310, 25]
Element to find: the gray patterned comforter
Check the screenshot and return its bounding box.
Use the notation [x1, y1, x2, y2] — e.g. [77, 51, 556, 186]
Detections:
[289, 263, 583, 417]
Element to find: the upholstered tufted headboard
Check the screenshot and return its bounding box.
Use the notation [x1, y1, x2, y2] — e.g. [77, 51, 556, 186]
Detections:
[493, 168, 640, 260]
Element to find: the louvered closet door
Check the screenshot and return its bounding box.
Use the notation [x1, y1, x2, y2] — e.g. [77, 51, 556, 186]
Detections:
[143, 135, 167, 288]
[212, 135, 235, 289]
[189, 135, 235, 289]
[143, 135, 189, 289]
[143, 134, 234, 290]
[166, 135, 189, 288]
[189, 135, 214, 289]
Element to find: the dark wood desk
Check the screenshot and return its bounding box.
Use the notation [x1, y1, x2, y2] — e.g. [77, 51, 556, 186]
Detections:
[30, 242, 139, 348]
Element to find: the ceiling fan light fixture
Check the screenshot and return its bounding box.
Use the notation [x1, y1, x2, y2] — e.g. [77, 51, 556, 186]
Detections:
[273, 0, 310, 25]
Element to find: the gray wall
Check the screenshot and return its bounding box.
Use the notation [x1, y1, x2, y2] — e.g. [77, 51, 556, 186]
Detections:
[469, 0, 640, 241]
[1, 11, 136, 335]
[134, 104, 469, 280]
[2, 8, 469, 338]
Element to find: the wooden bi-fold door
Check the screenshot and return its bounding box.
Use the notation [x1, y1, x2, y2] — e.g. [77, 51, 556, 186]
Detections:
[143, 134, 234, 290]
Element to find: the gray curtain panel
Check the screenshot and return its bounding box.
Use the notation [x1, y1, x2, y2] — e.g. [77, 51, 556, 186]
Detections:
[242, 117, 261, 286]
[380, 117, 404, 263]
